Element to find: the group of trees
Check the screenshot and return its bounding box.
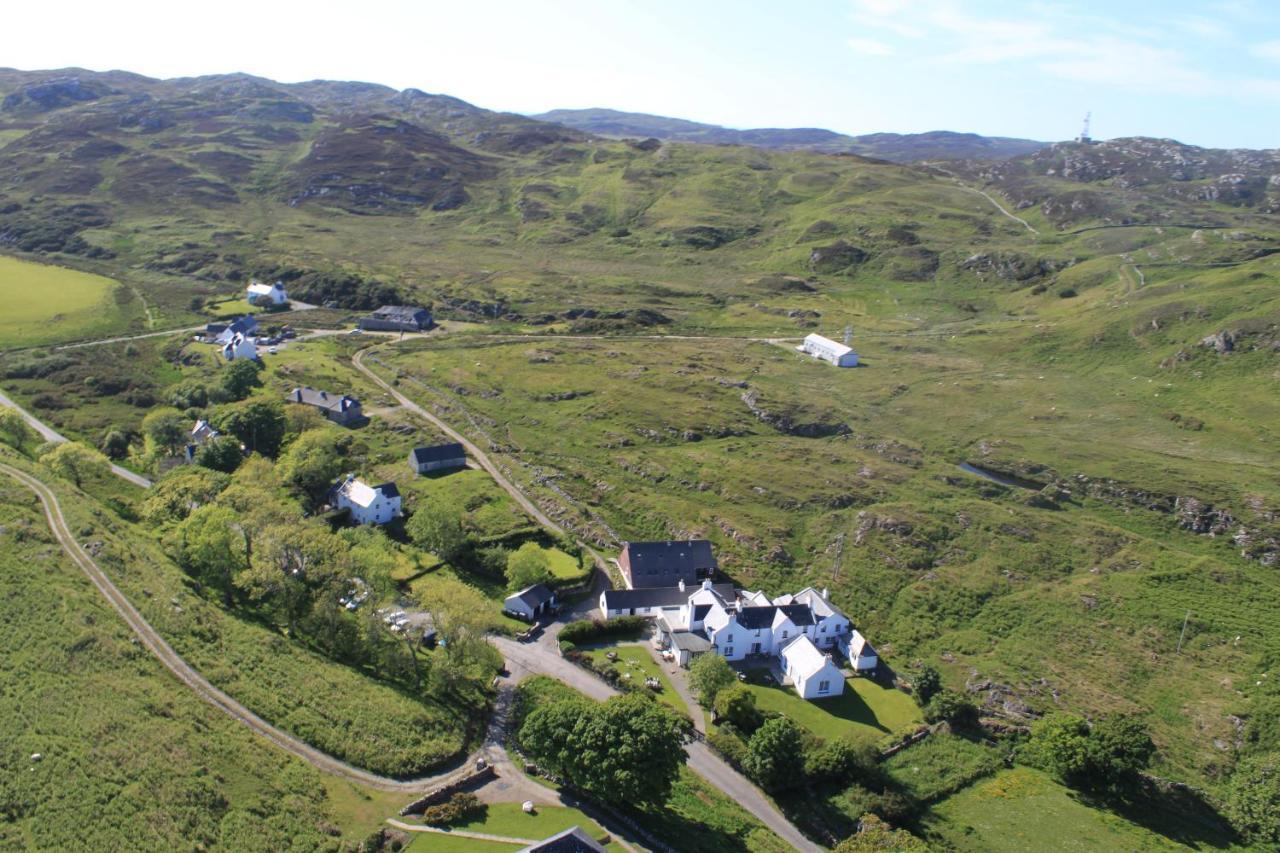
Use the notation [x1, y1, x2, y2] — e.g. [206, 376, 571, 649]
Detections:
[1021, 712, 1155, 793]
[518, 691, 691, 805]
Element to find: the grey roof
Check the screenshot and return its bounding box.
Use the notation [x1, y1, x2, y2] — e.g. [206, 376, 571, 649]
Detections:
[603, 583, 735, 611]
[778, 604, 816, 627]
[373, 482, 400, 499]
[517, 826, 606, 853]
[370, 305, 430, 321]
[669, 631, 712, 653]
[288, 386, 360, 413]
[227, 316, 257, 335]
[623, 539, 717, 584]
[508, 582, 556, 610]
[410, 443, 465, 464]
[735, 606, 779, 630]
[692, 604, 711, 623]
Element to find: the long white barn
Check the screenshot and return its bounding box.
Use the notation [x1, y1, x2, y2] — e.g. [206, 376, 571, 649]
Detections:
[799, 333, 859, 367]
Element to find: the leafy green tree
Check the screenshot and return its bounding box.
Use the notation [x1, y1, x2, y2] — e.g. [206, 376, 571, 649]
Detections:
[141, 466, 231, 524]
[99, 428, 130, 460]
[221, 358, 263, 401]
[0, 408, 33, 451]
[518, 691, 690, 805]
[212, 398, 287, 457]
[1222, 753, 1280, 846]
[689, 652, 737, 708]
[406, 503, 470, 565]
[195, 435, 243, 473]
[923, 690, 979, 727]
[743, 716, 806, 792]
[142, 407, 188, 457]
[805, 737, 878, 785]
[1022, 712, 1153, 791]
[834, 814, 928, 852]
[276, 429, 347, 506]
[1090, 713, 1155, 783]
[170, 504, 246, 603]
[713, 684, 762, 733]
[913, 665, 942, 706]
[505, 541, 552, 590]
[236, 523, 347, 634]
[39, 442, 109, 488]
[167, 381, 211, 411]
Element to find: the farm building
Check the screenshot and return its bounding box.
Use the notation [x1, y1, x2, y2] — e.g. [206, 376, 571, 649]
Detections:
[799, 333, 858, 367]
[408, 443, 467, 474]
[221, 332, 257, 362]
[781, 635, 846, 699]
[287, 387, 363, 427]
[245, 280, 288, 306]
[332, 476, 401, 525]
[358, 305, 432, 332]
[618, 539, 718, 589]
[517, 826, 607, 853]
[504, 583, 557, 620]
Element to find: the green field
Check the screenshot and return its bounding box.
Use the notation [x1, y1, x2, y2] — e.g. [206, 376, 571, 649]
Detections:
[742, 676, 922, 744]
[0, 255, 139, 348]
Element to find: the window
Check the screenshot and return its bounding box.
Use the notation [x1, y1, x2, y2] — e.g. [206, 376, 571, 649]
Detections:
[726, 634, 734, 643]
[821, 625, 827, 632]
[725, 648, 733, 657]
[818, 680, 830, 693]
[781, 630, 788, 639]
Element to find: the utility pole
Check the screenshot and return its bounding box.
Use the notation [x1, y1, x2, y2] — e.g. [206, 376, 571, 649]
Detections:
[1176, 610, 1191, 653]
[830, 532, 845, 582]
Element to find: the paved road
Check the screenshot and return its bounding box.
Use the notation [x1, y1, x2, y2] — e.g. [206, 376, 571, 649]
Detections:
[491, 636, 819, 852]
[0, 461, 486, 793]
[0, 390, 152, 488]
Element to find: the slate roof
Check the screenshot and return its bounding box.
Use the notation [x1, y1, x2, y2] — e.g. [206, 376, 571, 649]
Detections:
[226, 316, 258, 335]
[289, 387, 360, 414]
[692, 604, 711, 623]
[602, 583, 735, 611]
[370, 305, 430, 322]
[778, 604, 816, 627]
[517, 826, 606, 853]
[669, 631, 712, 653]
[374, 482, 400, 499]
[623, 539, 717, 584]
[507, 582, 556, 610]
[735, 606, 779, 630]
[410, 443, 466, 464]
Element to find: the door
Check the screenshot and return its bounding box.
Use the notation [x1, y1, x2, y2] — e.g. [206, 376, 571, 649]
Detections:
[751, 642, 761, 655]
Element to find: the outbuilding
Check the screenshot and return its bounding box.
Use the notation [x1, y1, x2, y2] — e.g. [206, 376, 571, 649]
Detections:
[408, 443, 467, 475]
[358, 305, 432, 333]
[287, 387, 363, 427]
[504, 583, 557, 621]
[799, 333, 858, 367]
[618, 539, 718, 589]
[246, 280, 288, 306]
[221, 333, 257, 362]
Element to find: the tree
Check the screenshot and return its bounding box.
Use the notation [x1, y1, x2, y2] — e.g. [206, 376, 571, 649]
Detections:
[170, 504, 247, 603]
[236, 523, 347, 634]
[1022, 712, 1154, 791]
[743, 716, 806, 792]
[519, 692, 690, 805]
[39, 442, 109, 488]
[0, 408, 33, 451]
[505, 541, 552, 590]
[713, 684, 762, 733]
[689, 653, 737, 708]
[1090, 713, 1155, 783]
[141, 407, 188, 457]
[276, 429, 346, 506]
[221, 358, 263, 401]
[1222, 753, 1280, 846]
[805, 737, 878, 785]
[141, 466, 231, 524]
[99, 428, 130, 460]
[913, 665, 942, 706]
[195, 435, 244, 473]
[211, 398, 287, 457]
[406, 503, 469, 565]
[167, 381, 211, 411]
[923, 690, 979, 727]
[834, 814, 928, 852]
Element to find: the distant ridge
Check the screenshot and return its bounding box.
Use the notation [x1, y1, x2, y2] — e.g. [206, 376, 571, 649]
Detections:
[532, 107, 1049, 162]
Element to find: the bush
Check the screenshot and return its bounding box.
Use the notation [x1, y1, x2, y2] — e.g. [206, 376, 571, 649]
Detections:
[559, 639, 578, 655]
[913, 665, 942, 706]
[743, 716, 806, 792]
[804, 737, 878, 786]
[1058, 287, 1078, 298]
[1223, 753, 1280, 846]
[558, 616, 648, 645]
[421, 792, 485, 826]
[713, 684, 763, 734]
[923, 690, 979, 727]
[708, 729, 748, 769]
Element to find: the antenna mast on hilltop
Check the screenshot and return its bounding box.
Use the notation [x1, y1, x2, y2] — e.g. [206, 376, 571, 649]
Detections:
[1077, 111, 1092, 144]
[844, 325, 853, 346]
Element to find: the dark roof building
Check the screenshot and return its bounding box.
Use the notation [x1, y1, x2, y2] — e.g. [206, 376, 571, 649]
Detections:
[408, 442, 467, 474]
[517, 826, 607, 853]
[601, 583, 736, 614]
[618, 539, 718, 589]
[287, 386, 363, 426]
[358, 305, 432, 332]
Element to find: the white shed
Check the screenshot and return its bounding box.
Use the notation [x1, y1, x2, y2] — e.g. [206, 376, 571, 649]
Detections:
[847, 630, 878, 673]
[800, 333, 859, 367]
[246, 280, 288, 306]
[781, 635, 845, 699]
[504, 583, 557, 620]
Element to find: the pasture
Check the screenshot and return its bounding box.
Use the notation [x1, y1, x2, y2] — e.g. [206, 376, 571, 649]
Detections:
[0, 255, 139, 348]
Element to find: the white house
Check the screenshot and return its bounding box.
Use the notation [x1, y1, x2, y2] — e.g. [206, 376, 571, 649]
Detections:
[246, 280, 288, 306]
[845, 630, 878, 673]
[504, 583, 557, 620]
[781, 635, 846, 699]
[221, 332, 257, 362]
[183, 419, 219, 463]
[799, 333, 858, 367]
[212, 316, 258, 345]
[773, 587, 851, 650]
[333, 476, 401, 525]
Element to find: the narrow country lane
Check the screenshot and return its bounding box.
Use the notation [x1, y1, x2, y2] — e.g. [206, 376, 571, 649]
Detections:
[0, 390, 152, 488]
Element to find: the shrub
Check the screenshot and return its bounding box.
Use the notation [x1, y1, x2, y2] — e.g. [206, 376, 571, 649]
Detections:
[713, 684, 763, 733]
[923, 690, 979, 727]
[743, 716, 806, 792]
[421, 792, 485, 826]
[1058, 287, 1078, 298]
[708, 729, 748, 769]
[913, 665, 942, 706]
[689, 652, 737, 707]
[558, 639, 577, 655]
[558, 616, 648, 645]
[1223, 753, 1280, 846]
[804, 737, 878, 785]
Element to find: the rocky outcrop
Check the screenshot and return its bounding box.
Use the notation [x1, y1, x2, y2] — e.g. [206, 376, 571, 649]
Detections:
[808, 241, 869, 272]
[740, 389, 850, 437]
[960, 251, 1074, 282]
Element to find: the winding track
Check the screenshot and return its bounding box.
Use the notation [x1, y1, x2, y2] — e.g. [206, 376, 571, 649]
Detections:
[0, 460, 480, 794]
[0, 389, 152, 488]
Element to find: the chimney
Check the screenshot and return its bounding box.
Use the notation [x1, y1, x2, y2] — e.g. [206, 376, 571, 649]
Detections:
[678, 579, 686, 593]
[320, 391, 327, 400]
[701, 579, 713, 591]
[821, 587, 829, 600]
[294, 388, 302, 402]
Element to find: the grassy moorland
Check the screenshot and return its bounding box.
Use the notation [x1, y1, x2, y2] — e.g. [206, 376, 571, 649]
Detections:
[0, 255, 142, 348]
[0, 472, 405, 851]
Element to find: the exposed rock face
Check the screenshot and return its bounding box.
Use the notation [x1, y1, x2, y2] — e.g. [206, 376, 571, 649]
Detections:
[808, 241, 869, 272]
[2, 77, 113, 112]
[1200, 330, 1236, 353]
[960, 252, 1074, 282]
[1175, 497, 1236, 536]
[740, 389, 850, 437]
[672, 225, 751, 249]
[853, 511, 913, 545]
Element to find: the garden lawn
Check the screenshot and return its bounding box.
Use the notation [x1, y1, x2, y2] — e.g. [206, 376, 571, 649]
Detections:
[743, 676, 921, 744]
[582, 643, 687, 712]
[0, 255, 138, 348]
[448, 802, 621, 850]
[546, 545, 590, 582]
[924, 767, 1214, 852]
[404, 834, 519, 852]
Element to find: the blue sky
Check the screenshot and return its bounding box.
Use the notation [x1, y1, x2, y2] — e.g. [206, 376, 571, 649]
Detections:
[3, 0, 1277, 147]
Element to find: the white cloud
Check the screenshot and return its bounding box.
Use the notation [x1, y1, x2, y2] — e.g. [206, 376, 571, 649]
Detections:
[1253, 40, 1280, 62]
[848, 37, 894, 56]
